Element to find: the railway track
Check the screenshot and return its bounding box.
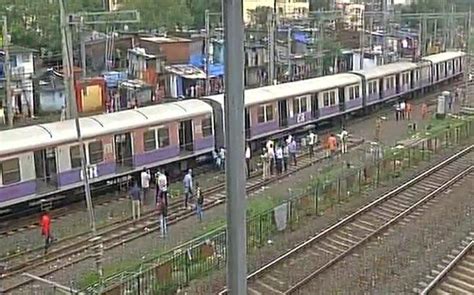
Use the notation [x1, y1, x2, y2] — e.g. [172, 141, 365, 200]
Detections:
[218, 145, 473, 295]
[417, 233, 474, 295]
[0, 137, 364, 293]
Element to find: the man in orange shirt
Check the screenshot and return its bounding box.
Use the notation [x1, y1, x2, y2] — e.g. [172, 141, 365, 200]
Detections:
[328, 134, 338, 158]
[40, 211, 52, 254]
[421, 103, 428, 120]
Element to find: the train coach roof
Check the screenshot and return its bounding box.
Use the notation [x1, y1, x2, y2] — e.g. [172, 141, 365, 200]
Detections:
[422, 51, 465, 64]
[0, 99, 212, 157]
[204, 73, 361, 107]
[352, 62, 417, 80]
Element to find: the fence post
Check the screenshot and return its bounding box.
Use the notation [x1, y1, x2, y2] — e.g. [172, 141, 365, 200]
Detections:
[259, 214, 263, 247]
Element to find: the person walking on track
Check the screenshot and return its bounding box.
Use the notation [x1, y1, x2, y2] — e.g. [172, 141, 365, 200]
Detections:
[283, 142, 289, 172]
[157, 196, 168, 238]
[275, 144, 283, 175]
[40, 210, 53, 254]
[307, 131, 316, 159]
[183, 169, 193, 209]
[289, 137, 297, 166]
[156, 170, 168, 207]
[245, 145, 251, 178]
[130, 180, 141, 220]
[195, 182, 204, 222]
[140, 168, 151, 203]
[339, 127, 349, 154]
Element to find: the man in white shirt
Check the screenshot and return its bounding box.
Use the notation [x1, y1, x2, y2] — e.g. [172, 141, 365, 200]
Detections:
[339, 127, 349, 154]
[156, 170, 168, 207]
[245, 145, 251, 178]
[400, 101, 406, 120]
[140, 168, 151, 203]
[275, 145, 283, 175]
[308, 131, 317, 159]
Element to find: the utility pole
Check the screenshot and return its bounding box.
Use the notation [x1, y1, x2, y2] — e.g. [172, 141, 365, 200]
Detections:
[2, 16, 12, 127]
[80, 18, 87, 77]
[287, 27, 292, 81]
[318, 19, 324, 76]
[223, 0, 246, 294]
[268, 11, 275, 85]
[382, 0, 388, 65]
[60, 5, 140, 282]
[359, 11, 365, 70]
[205, 9, 211, 95]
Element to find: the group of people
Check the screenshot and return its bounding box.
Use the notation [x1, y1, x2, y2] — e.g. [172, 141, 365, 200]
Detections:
[394, 101, 413, 121]
[260, 135, 298, 179]
[212, 147, 226, 171]
[127, 167, 206, 238]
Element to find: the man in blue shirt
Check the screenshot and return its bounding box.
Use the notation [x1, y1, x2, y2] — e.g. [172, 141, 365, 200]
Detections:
[129, 180, 141, 220]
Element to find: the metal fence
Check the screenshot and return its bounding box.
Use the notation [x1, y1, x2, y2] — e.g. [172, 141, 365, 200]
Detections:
[85, 118, 473, 295]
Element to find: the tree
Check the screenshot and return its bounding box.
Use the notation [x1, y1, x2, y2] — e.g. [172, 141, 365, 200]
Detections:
[248, 6, 273, 28]
[186, 0, 222, 28]
[310, 0, 329, 12]
[122, 0, 193, 30]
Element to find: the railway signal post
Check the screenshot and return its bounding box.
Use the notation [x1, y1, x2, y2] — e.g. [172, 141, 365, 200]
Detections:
[224, 0, 247, 293]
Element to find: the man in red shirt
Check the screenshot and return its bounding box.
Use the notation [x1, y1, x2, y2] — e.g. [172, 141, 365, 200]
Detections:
[40, 211, 52, 254]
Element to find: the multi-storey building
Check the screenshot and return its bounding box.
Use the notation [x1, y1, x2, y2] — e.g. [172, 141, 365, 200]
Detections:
[244, 0, 310, 25]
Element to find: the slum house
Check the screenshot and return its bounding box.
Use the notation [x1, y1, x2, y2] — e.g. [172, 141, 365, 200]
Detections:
[0, 45, 37, 121]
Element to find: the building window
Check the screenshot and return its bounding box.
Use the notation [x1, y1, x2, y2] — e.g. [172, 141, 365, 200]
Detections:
[202, 117, 213, 137]
[143, 130, 157, 152]
[157, 127, 170, 148]
[257, 104, 274, 123]
[70, 145, 82, 169]
[88, 141, 103, 164]
[0, 158, 20, 185]
[23, 54, 31, 63]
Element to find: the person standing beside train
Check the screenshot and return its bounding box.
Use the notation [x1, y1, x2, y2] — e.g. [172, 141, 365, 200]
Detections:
[140, 168, 151, 204]
[130, 180, 141, 220]
[275, 144, 283, 175]
[156, 170, 168, 207]
[245, 145, 251, 178]
[307, 131, 316, 159]
[339, 127, 348, 154]
[183, 169, 193, 209]
[157, 196, 168, 238]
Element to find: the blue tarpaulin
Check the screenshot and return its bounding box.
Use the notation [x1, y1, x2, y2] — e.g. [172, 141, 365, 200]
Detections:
[189, 53, 224, 77]
[103, 71, 127, 88]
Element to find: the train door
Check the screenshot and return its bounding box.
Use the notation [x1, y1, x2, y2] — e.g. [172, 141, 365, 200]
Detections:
[395, 74, 400, 93]
[245, 108, 251, 139]
[115, 133, 133, 169]
[179, 120, 194, 152]
[338, 87, 345, 112]
[311, 94, 318, 119]
[378, 78, 384, 99]
[278, 99, 288, 127]
[34, 148, 58, 191]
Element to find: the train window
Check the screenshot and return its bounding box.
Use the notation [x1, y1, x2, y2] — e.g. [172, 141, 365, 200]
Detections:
[265, 104, 274, 121]
[202, 117, 213, 137]
[70, 145, 82, 169]
[257, 106, 265, 123]
[144, 130, 157, 152]
[323, 92, 330, 107]
[355, 85, 360, 99]
[157, 128, 170, 147]
[293, 98, 300, 115]
[0, 158, 20, 185]
[88, 141, 103, 164]
[329, 91, 336, 105]
[301, 97, 307, 112]
[349, 87, 355, 101]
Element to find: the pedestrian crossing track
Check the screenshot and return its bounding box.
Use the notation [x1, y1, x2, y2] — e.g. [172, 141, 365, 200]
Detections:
[416, 233, 474, 295]
[0, 137, 364, 293]
[218, 145, 474, 295]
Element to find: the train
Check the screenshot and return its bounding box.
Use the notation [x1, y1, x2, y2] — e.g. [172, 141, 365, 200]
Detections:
[0, 51, 465, 210]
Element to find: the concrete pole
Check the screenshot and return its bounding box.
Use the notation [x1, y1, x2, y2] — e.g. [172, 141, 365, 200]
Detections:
[205, 9, 211, 95]
[268, 11, 275, 85]
[80, 18, 87, 77]
[3, 17, 12, 127]
[359, 11, 365, 70]
[223, 0, 247, 294]
[318, 20, 324, 76]
[60, 0, 100, 277]
[287, 27, 291, 81]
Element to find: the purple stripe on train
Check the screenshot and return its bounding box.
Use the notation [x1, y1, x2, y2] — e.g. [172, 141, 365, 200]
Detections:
[194, 136, 214, 151]
[287, 111, 313, 126]
[345, 98, 362, 111]
[58, 169, 81, 187]
[133, 145, 180, 167]
[0, 180, 36, 202]
[383, 88, 396, 98]
[400, 84, 410, 93]
[98, 162, 116, 176]
[319, 105, 339, 118]
[367, 93, 380, 105]
[251, 121, 279, 137]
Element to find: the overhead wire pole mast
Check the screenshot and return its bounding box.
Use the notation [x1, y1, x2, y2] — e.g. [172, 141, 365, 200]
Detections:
[2, 16, 12, 127]
[205, 9, 210, 95]
[60, 5, 140, 280]
[223, 0, 247, 294]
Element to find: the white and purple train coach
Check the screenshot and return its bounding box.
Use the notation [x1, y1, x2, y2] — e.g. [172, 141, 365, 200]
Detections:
[0, 99, 214, 208]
